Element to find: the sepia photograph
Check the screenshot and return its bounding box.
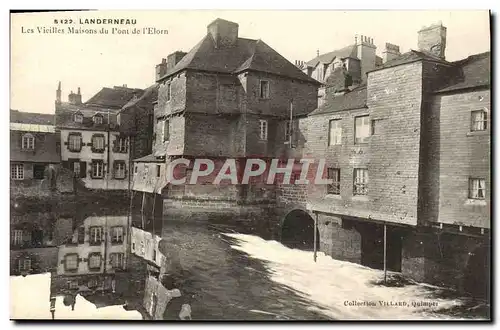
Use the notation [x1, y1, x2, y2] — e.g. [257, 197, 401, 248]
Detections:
[9, 9, 491, 321]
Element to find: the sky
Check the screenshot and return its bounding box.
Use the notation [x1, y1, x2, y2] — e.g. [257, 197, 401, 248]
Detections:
[10, 10, 490, 114]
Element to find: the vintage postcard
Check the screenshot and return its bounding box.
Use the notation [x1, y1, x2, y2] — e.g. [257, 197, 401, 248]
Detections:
[9, 10, 491, 321]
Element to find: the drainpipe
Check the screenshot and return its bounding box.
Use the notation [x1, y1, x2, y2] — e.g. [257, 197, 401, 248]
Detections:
[313, 212, 318, 262]
[106, 109, 111, 190]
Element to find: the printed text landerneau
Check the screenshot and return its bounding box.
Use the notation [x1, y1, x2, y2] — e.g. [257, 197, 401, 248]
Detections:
[79, 18, 136, 25]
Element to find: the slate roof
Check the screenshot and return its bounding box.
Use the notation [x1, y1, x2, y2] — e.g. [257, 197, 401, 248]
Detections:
[55, 103, 120, 131]
[369, 49, 449, 72]
[121, 84, 159, 113]
[85, 86, 144, 109]
[10, 110, 55, 125]
[10, 123, 55, 133]
[306, 45, 359, 68]
[435, 51, 490, 93]
[309, 85, 367, 116]
[158, 35, 319, 84]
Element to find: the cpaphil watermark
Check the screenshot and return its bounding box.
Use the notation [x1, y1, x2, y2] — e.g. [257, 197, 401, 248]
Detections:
[159, 158, 333, 185]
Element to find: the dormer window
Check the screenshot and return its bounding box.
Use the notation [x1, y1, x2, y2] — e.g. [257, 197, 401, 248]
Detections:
[93, 114, 103, 125]
[22, 133, 35, 150]
[74, 112, 83, 123]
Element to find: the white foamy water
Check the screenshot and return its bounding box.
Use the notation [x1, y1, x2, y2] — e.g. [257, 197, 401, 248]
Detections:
[225, 233, 473, 320]
[10, 273, 142, 320]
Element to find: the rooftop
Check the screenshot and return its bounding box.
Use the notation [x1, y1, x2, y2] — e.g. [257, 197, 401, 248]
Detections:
[85, 86, 144, 109]
[10, 123, 55, 133]
[10, 110, 54, 125]
[309, 85, 367, 116]
[158, 32, 319, 84]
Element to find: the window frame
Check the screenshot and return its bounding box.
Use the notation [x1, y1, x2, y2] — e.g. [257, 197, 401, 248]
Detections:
[87, 252, 102, 271]
[163, 120, 170, 142]
[22, 133, 35, 150]
[73, 113, 83, 123]
[67, 133, 82, 152]
[327, 168, 341, 195]
[11, 163, 24, 180]
[259, 80, 270, 99]
[91, 160, 104, 179]
[12, 229, 23, 246]
[166, 81, 172, 102]
[111, 226, 124, 244]
[91, 134, 105, 153]
[64, 253, 79, 272]
[110, 253, 125, 270]
[354, 115, 370, 144]
[468, 177, 486, 200]
[328, 119, 342, 146]
[93, 115, 103, 125]
[114, 160, 126, 179]
[156, 165, 161, 178]
[116, 136, 127, 153]
[89, 226, 103, 245]
[353, 168, 368, 196]
[470, 109, 488, 132]
[18, 258, 32, 272]
[259, 119, 268, 141]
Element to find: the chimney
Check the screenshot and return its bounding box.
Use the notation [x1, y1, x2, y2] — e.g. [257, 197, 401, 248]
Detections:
[68, 89, 82, 105]
[356, 34, 377, 83]
[167, 51, 187, 71]
[207, 18, 239, 48]
[382, 42, 401, 63]
[56, 81, 61, 104]
[418, 22, 447, 59]
[156, 58, 168, 81]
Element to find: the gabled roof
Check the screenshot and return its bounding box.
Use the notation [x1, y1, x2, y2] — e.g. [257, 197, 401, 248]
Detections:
[10, 110, 54, 125]
[369, 49, 449, 72]
[85, 86, 143, 109]
[309, 85, 367, 116]
[306, 44, 359, 68]
[435, 51, 490, 93]
[55, 103, 119, 130]
[158, 35, 319, 84]
[121, 84, 159, 113]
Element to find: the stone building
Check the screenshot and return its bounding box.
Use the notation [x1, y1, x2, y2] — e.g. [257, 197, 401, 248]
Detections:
[132, 18, 320, 229]
[55, 83, 142, 190]
[10, 110, 64, 196]
[283, 22, 490, 298]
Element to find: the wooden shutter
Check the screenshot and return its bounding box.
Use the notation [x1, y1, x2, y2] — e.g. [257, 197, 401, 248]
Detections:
[80, 161, 87, 178]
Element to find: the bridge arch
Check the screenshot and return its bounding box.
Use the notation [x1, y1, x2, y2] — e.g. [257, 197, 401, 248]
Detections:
[281, 209, 319, 251]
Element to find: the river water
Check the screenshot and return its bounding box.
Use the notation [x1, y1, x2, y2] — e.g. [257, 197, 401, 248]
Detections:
[10, 207, 490, 320]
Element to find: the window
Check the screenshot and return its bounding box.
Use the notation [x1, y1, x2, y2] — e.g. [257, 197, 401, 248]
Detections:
[353, 168, 368, 195]
[111, 226, 124, 244]
[77, 226, 85, 244]
[91, 161, 104, 179]
[163, 120, 170, 142]
[89, 226, 103, 245]
[157, 165, 161, 178]
[116, 137, 127, 153]
[371, 120, 378, 135]
[469, 178, 486, 199]
[93, 115, 103, 125]
[22, 133, 35, 150]
[88, 279, 99, 288]
[18, 258, 31, 272]
[110, 253, 125, 269]
[166, 82, 171, 101]
[11, 164, 24, 180]
[355, 116, 370, 144]
[328, 119, 342, 146]
[73, 162, 81, 177]
[259, 80, 270, 99]
[33, 164, 45, 180]
[88, 253, 102, 270]
[64, 254, 79, 271]
[259, 120, 268, 141]
[74, 113, 83, 123]
[327, 168, 341, 195]
[68, 133, 82, 152]
[68, 280, 79, 290]
[471, 110, 487, 131]
[134, 165, 138, 174]
[92, 135, 105, 152]
[114, 161, 126, 179]
[12, 229, 23, 245]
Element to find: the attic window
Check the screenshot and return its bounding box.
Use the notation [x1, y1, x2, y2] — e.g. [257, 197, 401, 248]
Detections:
[74, 113, 83, 123]
[93, 115, 103, 125]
